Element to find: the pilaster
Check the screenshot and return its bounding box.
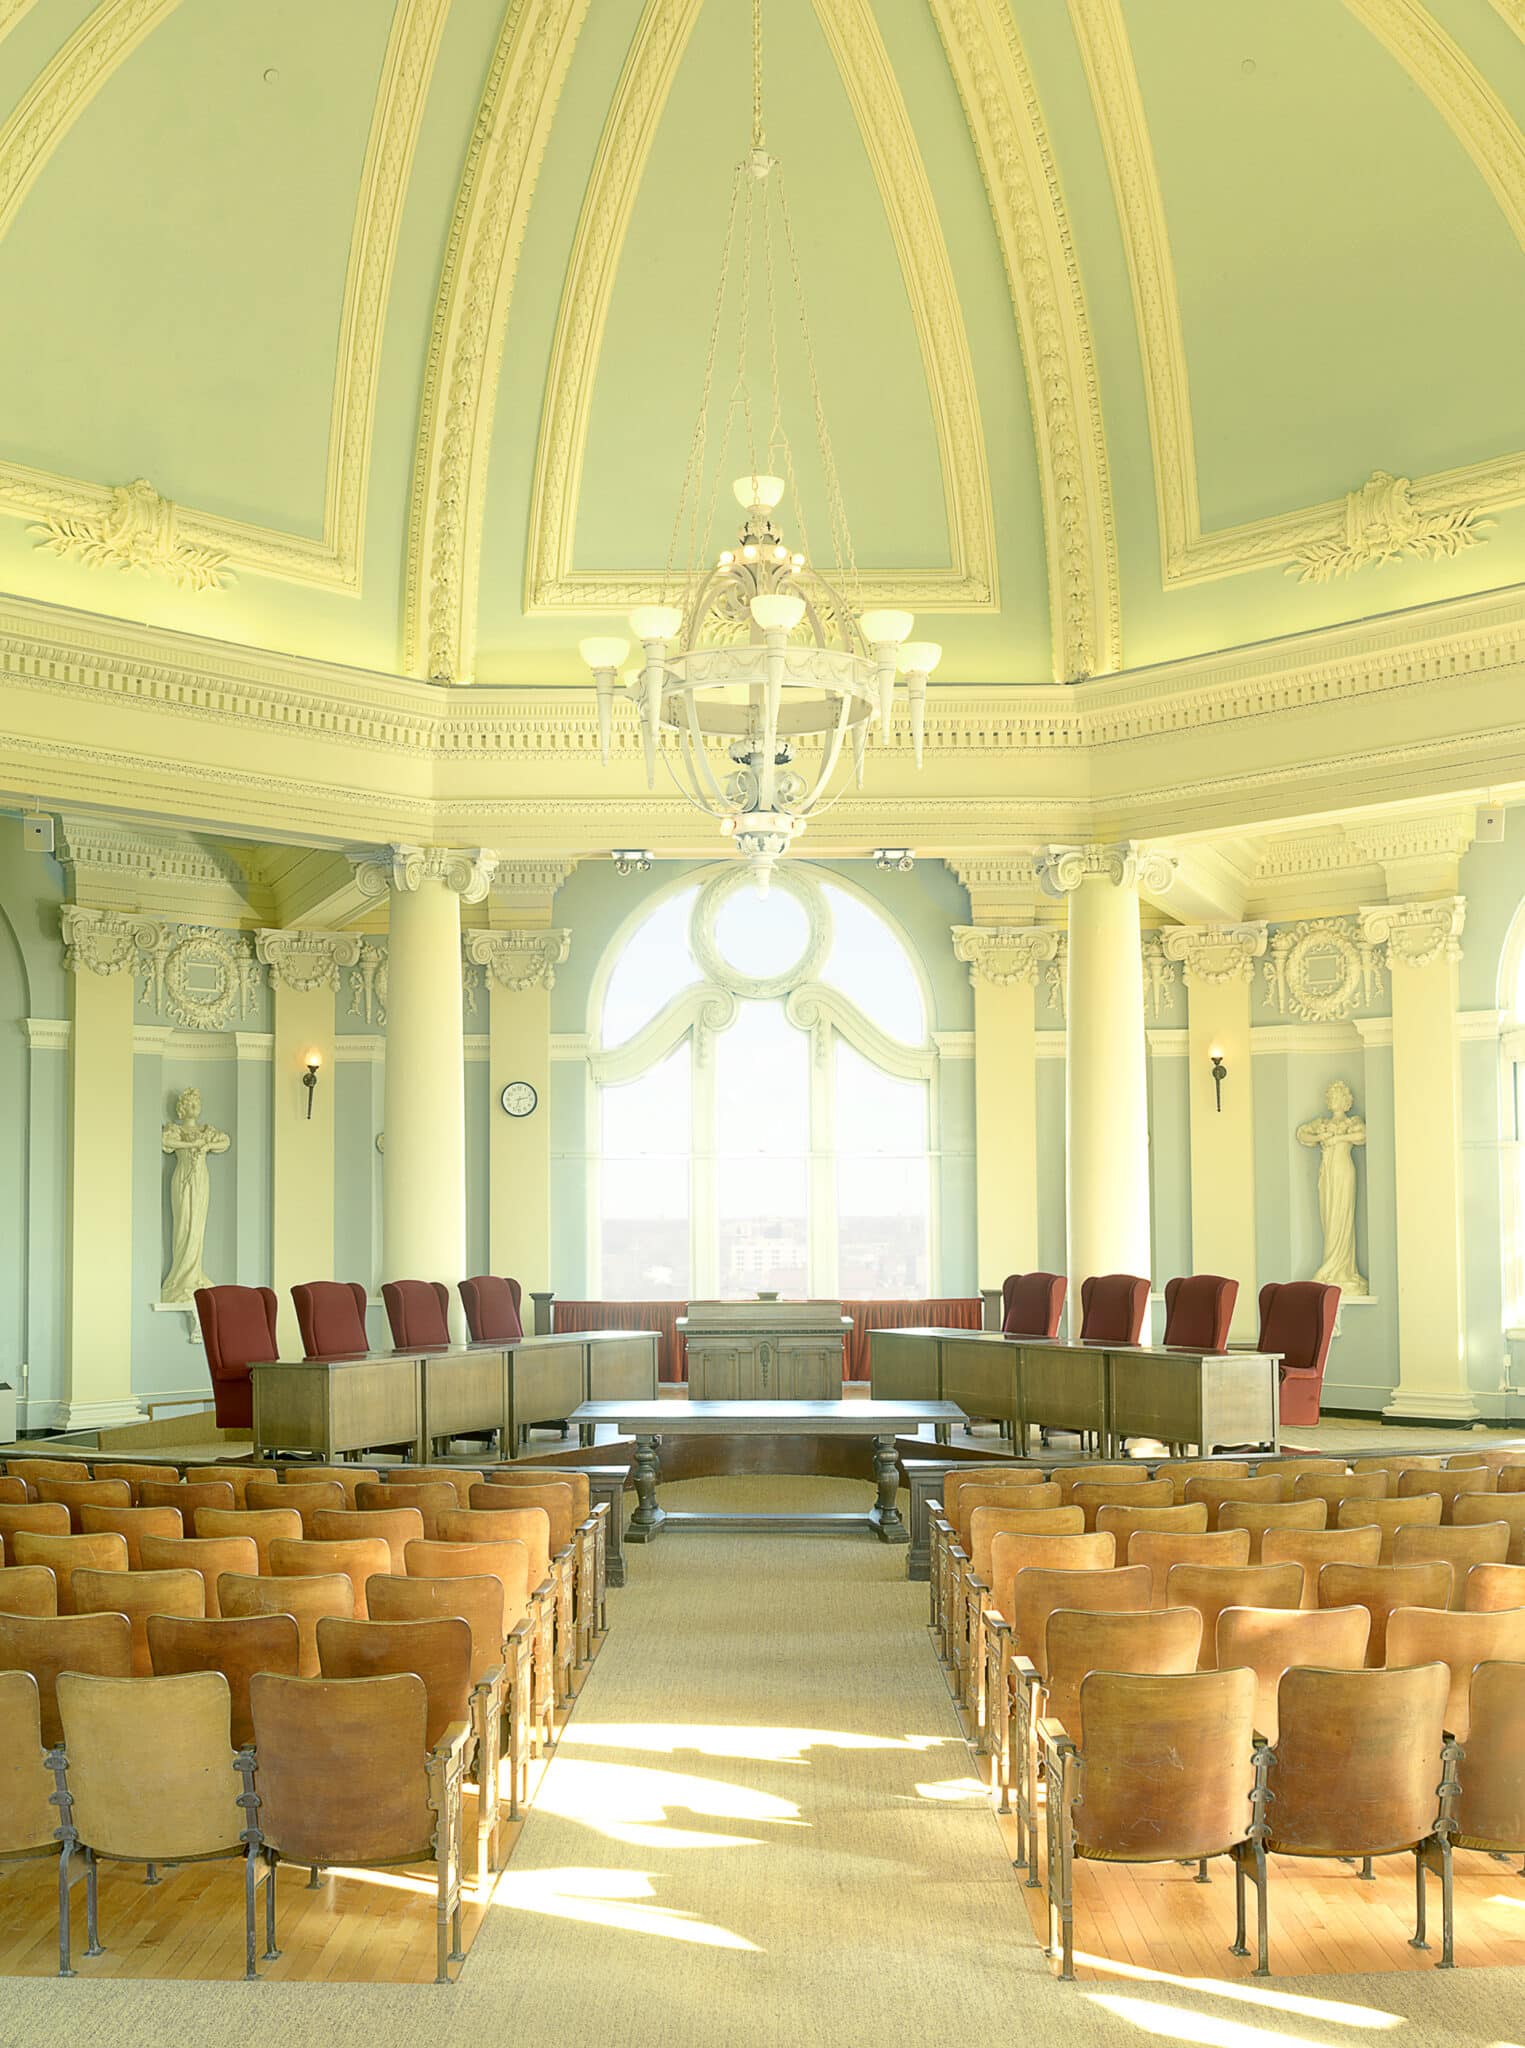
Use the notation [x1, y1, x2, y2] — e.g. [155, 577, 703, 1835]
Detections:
[1160, 923, 1267, 1337]
[950, 922, 1055, 1288]
[1359, 898, 1473, 1420]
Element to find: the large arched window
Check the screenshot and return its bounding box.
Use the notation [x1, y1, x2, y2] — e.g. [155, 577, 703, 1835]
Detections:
[590, 867, 936, 1300]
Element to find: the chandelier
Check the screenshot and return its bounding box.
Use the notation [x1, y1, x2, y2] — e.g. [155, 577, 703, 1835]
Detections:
[580, 0, 938, 885]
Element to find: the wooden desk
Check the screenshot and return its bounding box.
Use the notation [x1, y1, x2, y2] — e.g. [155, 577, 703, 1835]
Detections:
[580, 1332, 660, 1419]
[251, 1354, 422, 1462]
[679, 1302, 852, 1400]
[1107, 1345, 1279, 1456]
[571, 1398, 964, 1545]
[418, 1346, 507, 1457]
[503, 1336, 587, 1450]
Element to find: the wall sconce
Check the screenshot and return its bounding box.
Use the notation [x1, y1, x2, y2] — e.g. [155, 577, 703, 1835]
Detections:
[1209, 1049, 1227, 1113]
[302, 1053, 321, 1120]
[872, 848, 915, 872]
[611, 849, 654, 875]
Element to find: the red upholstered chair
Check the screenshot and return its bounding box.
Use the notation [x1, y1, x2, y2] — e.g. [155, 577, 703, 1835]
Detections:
[292, 1280, 370, 1361]
[1079, 1275, 1150, 1345]
[459, 1275, 524, 1345]
[1257, 1281, 1340, 1429]
[1000, 1273, 1067, 1340]
[383, 1280, 451, 1350]
[1162, 1275, 1239, 1353]
[193, 1285, 278, 1432]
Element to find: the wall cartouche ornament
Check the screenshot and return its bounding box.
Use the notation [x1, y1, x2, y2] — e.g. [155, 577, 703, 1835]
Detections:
[1262, 919, 1384, 1022]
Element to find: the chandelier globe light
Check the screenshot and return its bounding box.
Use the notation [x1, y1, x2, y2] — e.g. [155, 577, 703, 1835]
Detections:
[578, 2, 937, 887]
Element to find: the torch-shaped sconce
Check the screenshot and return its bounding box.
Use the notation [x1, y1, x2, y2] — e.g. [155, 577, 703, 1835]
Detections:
[1210, 1049, 1227, 1113]
[303, 1053, 321, 1121]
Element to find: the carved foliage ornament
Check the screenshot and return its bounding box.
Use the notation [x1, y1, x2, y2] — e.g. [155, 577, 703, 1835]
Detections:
[1292, 471, 1493, 584]
[255, 929, 364, 994]
[1358, 897, 1466, 969]
[465, 928, 572, 993]
[1140, 935, 1178, 1019]
[951, 923, 1059, 989]
[31, 479, 232, 591]
[1262, 919, 1385, 1022]
[1035, 842, 1176, 897]
[1159, 922, 1268, 985]
[352, 844, 498, 903]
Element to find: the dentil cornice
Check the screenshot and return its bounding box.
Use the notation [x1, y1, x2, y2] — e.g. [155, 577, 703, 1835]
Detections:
[465, 927, 571, 992]
[1159, 922, 1269, 984]
[950, 923, 1060, 988]
[353, 844, 499, 904]
[1036, 842, 1176, 896]
[1358, 897, 1466, 967]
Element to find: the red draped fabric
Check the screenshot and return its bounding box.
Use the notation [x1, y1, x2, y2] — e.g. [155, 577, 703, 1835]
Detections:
[842, 1297, 981, 1381]
[553, 1300, 688, 1384]
[552, 1296, 982, 1385]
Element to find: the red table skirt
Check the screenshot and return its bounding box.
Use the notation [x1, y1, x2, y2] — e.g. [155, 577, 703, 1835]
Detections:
[552, 1297, 982, 1385]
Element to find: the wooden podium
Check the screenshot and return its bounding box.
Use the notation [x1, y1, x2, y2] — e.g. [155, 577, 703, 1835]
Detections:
[678, 1300, 850, 1400]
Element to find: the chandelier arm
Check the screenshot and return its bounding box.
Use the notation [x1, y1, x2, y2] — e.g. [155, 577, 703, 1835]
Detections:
[678, 691, 740, 813]
[658, 722, 738, 821]
[795, 693, 856, 812]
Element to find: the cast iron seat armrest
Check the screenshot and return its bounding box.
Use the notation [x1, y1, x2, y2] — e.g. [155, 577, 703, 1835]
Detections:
[928, 1509, 953, 1648]
[982, 1610, 1019, 1828]
[963, 1567, 996, 1745]
[465, 1665, 506, 1886]
[529, 1575, 557, 1751]
[571, 1515, 600, 1667]
[1037, 1715, 1075, 1762]
[426, 1712, 473, 1977]
[499, 1617, 536, 1822]
[589, 1500, 611, 1633]
[947, 1544, 972, 1700]
[551, 1545, 577, 1706]
[1012, 1652, 1046, 1879]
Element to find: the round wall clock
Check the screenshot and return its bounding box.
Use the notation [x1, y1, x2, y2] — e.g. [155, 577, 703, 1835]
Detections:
[500, 1081, 538, 1118]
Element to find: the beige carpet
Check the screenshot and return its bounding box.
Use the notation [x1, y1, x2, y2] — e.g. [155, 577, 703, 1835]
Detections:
[3, 1476, 1524, 2047]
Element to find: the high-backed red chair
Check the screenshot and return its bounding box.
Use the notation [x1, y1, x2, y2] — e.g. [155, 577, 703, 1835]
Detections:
[193, 1285, 278, 1432]
[1257, 1281, 1340, 1429]
[459, 1275, 524, 1345]
[292, 1280, 370, 1360]
[1000, 1272, 1066, 1340]
[1079, 1275, 1149, 1345]
[383, 1280, 451, 1350]
[1162, 1275, 1238, 1353]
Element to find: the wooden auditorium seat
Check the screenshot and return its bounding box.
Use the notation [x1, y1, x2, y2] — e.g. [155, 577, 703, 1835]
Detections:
[1338, 1492, 1443, 1562]
[1261, 1524, 1381, 1606]
[34, 1479, 130, 1530]
[359, 1479, 457, 1540]
[0, 1672, 64, 1894]
[1397, 1465, 1495, 1521]
[1448, 1662, 1525, 1893]
[1385, 1605, 1525, 1739]
[141, 1534, 256, 1618]
[1393, 1520, 1511, 1601]
[1154, 1459, 1249, 1505]
[217, 1572, 352, 1677]
[1317, 1561, 1454, 1662]
[10, 1531, 127, 1613]
[1454, 1490, 1525, 1563]
[276, 1466, 379, 1510]
[1070, 1479, 1173, 1532]
[139, 1479, 236, 1520]
[193, 1284, 280, 1433]
[1164, 1561, 1303, 1666]
[1292, 1469, 1388, 1515]
[386, 1467, 484, 1509]
[960, 1506, 1084, 1714]
[1214, 1603, 1370, 1741]
[316, 1615, 473, 1752]
[245, 1479, 345, 1536]
[268, 1537, 392, 1619]
[1465, 1562, 1525, 1610]
[78, 1504, 184, 1568]
[1184, 1474, 1288, 1526]
[0, 1566, 59, 1617]
[73, 1565, 204, 1674]
[92, 1463, 175, 1505]
[1217, 1498, 1326, 1561]
[1130, 1528, 1250, 1608]
[313, 1507, 424, 1575]
[194, 1507, 302, 1574]
[0, 1611, 133, 1746]
[147, 1611, 302, 1748]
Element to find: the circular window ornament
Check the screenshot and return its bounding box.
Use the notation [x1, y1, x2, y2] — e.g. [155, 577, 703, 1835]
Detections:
[692, 866, 829, 999]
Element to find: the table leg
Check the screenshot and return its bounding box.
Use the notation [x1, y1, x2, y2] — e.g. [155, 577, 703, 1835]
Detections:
[624, 1433, 666, 1543]
[868, 1435, 909, 1544]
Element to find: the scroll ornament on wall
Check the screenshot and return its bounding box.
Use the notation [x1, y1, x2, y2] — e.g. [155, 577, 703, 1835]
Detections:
[1296, 1081, 1367, 1297]
[61, 911, 262, 1030]
[161, 1088, 229, 1303]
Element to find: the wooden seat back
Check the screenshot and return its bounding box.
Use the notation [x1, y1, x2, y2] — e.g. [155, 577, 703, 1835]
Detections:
[34, 1479, 131, 1530]
[967, 1506, 1083, 1584]
[1216, 1498, 1326, 1562]
[1384, 1605, 1525, 1740]
[249, 1673, 436, 1867]
[1070, 1480, 1174, 1532]
[357, 1480, 456, 1541]
[1464, 1562, 1525, 1611]
[1351, 1455, 1447, 1480]
[9, 1531, 127, 1613]
[245, 1480, 344, 1536]
[139, 1479, 237, 1519]
[484, 1466, 592, 1522]
[1453, 1492, 1525, 1565]
[1094, 1503, 1208, 1555]
[1337, 1493, 1443, 1563]
[5, 1459, 89, 1494]
[194, 1507, 302, 1573]
[0, 1504, 71, 1551]
[1265, 1664, 1448, 1858]
[986, 1530, 1115, 1629]
[465, 1483, 574, 1555]
[1054, 1464, 1140, 1507]
[197, 1466, 272, 1508]
[1184, 1475, 1288, 1526]
[0, 1671, 57, 1855]
[146, 1611, 302, 1747]
[73, 1566, 204, 1675]
[217, 1572, 352, 1677]
[0, 1566, 58, 1617]
[1292, 1471, 1387, 1515]
[1498, 1466, 1525, 1494]
[1449, 1662, 1525, 1852]
[268, 1537, 391, 1619]
[366, 1572, 506, 1688]
[58, 1670, 244, 1861]
[1128, 1528, 1250, 1609]
[313, 1507, 424, 1575]
[278, 1466, 379, 1510]
[141, 1534, 255, 1618]
[1397, 1467, 1494, 1520]
[1392, 1521, 1511, 1603]
[1317, 1561, 1454, 1662]
[1068, 1669, 1258, 1862]
[387, 1467, 484, 1509]
[1165, 1562, 1303, 1667]
[439, 1508, 550, 1598]
[0, 1611, 133, 1746]
[1261, 1458, 1349, 1487]
[947, 1483, 1061, 1547]
[1152, 1460, 1249, 1506]
[77, 1505, 184, 1568]
[1214, 1603, 1370, 1741]
[92, 1463, 179, 1504]
[1043, 1607, 1202, 1742]
[1009, 1564, 1151, 1676]
[1260, 1524, 1381, 1606]
[405, 1538, 531, 1623]
[0, 1477, 26, 1506]
[317, 1616, 473, 1749]
[936, 1466, 1044, 1523]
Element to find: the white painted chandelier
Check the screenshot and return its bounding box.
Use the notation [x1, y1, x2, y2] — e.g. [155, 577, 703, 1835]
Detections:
[580, 2, 936, 884]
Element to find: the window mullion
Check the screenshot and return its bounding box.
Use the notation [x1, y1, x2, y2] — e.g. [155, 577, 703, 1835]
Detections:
[809, 1024, 838, 1296]
[692, 1028, 719, 1296]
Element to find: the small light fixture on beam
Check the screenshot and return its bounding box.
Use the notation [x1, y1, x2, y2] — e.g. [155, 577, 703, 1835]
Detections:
[872, 848, 915, 873]
[1210, 1049, 1227, 1113]
[303, 1052, 321, 1120]
[611, 850, 654, 876]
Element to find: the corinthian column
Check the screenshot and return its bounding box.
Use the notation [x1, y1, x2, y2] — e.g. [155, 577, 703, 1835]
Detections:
[356, 847, 497, 1323]
[1037, 844, 1175, 1318]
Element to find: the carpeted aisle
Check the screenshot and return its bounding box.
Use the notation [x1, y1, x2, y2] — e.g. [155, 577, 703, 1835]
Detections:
[4, 1476, 1525, 2047]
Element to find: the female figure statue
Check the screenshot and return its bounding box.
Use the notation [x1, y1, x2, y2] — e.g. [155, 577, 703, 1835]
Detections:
[1296, 1080, 1367, 1295]
[161, 1087, 230, 1301]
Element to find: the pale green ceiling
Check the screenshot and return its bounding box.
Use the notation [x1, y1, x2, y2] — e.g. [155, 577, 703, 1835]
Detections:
[1, 0, 1524, 686]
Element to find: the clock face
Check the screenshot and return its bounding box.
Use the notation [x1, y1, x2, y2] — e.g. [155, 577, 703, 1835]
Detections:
[500, 1081, 538, 1118]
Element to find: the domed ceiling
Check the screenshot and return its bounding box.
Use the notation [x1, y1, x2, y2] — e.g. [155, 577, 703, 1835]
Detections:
[0, 0, 1524, 693]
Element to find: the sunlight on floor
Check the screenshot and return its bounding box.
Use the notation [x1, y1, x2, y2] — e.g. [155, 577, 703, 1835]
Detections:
[563, 1722, 954, 1763]
[532, 1756, 804, 1849]
[1071, 1955, 1403, 2027]
[914, 1775, 992, 1803]
[1085, 1990, 1342, 2048]
[488, 1866, 760, 1949]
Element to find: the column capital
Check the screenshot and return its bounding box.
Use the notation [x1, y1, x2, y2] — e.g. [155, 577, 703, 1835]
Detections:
[255, 929, 364, 993]
[1158, 921, 1268, 985]
[1358, 897, 1465, 968]
[465, 928, 571, 993]
[352, 844, 499, 904]
[950, 924, 1059, 988]
[1036, 842, 1177, 898]
[60, 906, 160, 976]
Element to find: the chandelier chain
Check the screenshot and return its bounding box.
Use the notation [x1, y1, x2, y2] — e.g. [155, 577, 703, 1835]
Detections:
[666, 162, 746, 593]
[775, 166, 858, 594]
[751, 0, 765, 151]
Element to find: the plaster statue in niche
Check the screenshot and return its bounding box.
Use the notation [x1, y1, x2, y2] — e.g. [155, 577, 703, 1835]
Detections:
[161, 1087, 230, 1302]
[1296, 1080, 1368, 1296]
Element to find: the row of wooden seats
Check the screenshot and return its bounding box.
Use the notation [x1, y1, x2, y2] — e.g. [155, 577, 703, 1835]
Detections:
[1036, 1657, 1524, 1978]
[2, 1664, 470, 1981]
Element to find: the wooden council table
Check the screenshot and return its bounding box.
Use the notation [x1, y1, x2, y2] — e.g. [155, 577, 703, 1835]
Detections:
[570, 1398, 965, 1545]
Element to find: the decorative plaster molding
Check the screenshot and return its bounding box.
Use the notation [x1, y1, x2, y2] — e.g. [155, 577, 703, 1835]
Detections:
[1068, 0, 1525, 587]
[0, 2, 43, 50]
[946, 854, 1042, 923]
[0, 0, 447, 595]
[61, 906, 160, 976]
[1358, 896, 1466, 967]
[465, 927, 571, 992]
[950, 923, 1059, 988]
[550, 1031, 590, 1061]
[1354, 1016, 1395, 1049]
[131, 1025, 272, 1062]
[1036, 842, 1176, 895]
[1262, 917, 1385, 1020]
[929, 0, 1119, 678]
[334, 1032, 386, 1063]
[522, 0, 997, 627]
[784, 981, 936, 1082]
[932, 1029, 975, 1061]
[349, 940, 387, 1026]
[405, 0, 591, 679]
[1291, 471, 1493, 582]
[352, 844, 498, 903]
[56, 817, 254, 901]
[147, 926, 261, 1030]
[23, 1016, 70, 1051]
[1159, 921, 1268, 984]
[1140, 934, 1178, 1018]
[1045, 933, 1068, 1018]
[1145, 1027, 1189, 1058]
[1250, 1021, 1361, 1054]
[255, 929, 364, 993]
[591, 983, 740, 1085]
